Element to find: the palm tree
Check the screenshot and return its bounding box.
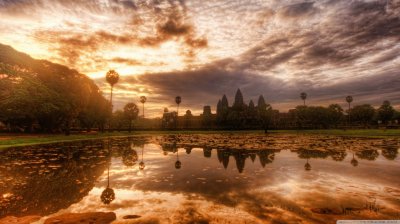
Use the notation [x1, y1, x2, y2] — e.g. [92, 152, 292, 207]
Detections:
[106, 70, 120, 109]
[175, 96, 182, 115]
[140, 96, 147, 118]
[106, 70, 119, 131]
[175, 96, 181, 128]
[300, 92, 307, 106]
[346, 95, 353, 126]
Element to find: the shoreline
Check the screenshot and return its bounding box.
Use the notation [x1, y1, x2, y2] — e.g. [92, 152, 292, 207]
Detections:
[1, 129, 399, 149]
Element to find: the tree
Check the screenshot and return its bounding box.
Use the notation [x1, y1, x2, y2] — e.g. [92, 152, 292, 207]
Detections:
[106, 70, 119, 131]
[111, 110, 125, 131]
[378, 100, 395, 125]
[346, 96, 353, 125]
[0, 44, 109, 133]
[327, 104, 344, 128]
[123, 103, 139, 132]
[78, 86, 111, 132]
[259, 103, 273, 132]
[300, 92, 307, 106]
[350, 104, 375, 127]
[175, 96, 182, 116]
[175, 96, 182, 128]
[292, 105, 308, 129]
[0, 69, 62, 132]
[393, 110, 400, 123]
[291, 105, 342, 129]
[307, 106, 330, 128]
[140, 96, 147, 118]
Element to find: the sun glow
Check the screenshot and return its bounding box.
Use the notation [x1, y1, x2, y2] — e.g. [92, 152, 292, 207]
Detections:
[1, 0, 399, 116]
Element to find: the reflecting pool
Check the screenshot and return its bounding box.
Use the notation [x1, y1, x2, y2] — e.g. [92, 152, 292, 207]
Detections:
[1, 134, 399, 223]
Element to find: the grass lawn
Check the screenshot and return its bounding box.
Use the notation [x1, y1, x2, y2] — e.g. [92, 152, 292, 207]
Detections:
[269, 129, 400, 137]
[0, 129, 399, 149]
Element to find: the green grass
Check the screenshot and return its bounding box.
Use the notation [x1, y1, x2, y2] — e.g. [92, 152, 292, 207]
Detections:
[268, 129, 400, 137]
[0, 129, 399, 149]
[0, 132, 136, 149]
[0, 130, 265, 149]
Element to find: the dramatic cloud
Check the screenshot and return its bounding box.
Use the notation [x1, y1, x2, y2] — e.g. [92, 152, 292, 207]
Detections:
[279, 2, 317, 18]
[1, 0, 399, 116]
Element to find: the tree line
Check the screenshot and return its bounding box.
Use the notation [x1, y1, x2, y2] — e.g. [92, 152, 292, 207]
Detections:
[286, 100, 399, 130]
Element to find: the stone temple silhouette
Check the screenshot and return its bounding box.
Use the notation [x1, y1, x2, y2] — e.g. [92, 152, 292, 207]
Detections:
[160, 88, 273, 129]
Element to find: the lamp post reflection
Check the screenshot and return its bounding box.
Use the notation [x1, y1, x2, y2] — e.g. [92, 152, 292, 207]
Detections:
[101, 139, 115, 205]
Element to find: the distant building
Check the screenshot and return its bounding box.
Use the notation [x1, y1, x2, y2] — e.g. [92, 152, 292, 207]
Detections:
[159, 88, 279, 130]
[216, 88, 270, 129]
[161, 105, 217, 130]
[162, 108, 177, 129]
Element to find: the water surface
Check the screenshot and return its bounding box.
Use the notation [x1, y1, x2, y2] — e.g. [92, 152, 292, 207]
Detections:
[1, 134, 399, 223]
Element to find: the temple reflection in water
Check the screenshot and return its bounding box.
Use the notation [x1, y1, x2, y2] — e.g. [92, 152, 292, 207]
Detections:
[0, 134, 399, 222]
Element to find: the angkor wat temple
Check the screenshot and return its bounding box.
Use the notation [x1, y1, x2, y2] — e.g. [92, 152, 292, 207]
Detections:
[160, 89, 277, 129]
[215, 89, 273, 129]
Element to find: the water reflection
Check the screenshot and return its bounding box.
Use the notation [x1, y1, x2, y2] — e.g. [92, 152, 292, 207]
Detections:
[0, 134, 399, 223]
[175, 148, 182, 169]
[100, 164, 115, 205]
[101, 140, 115, 205]
[139, 145, 145, 170]
[305, 158, 312, 171]
[0, 140, 109, 217]
[350, 153, 359, 167]
[381, 141, 398, 160]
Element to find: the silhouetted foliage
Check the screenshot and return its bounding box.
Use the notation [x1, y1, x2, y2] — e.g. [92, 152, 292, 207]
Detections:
[0, 44, 110, 133]
[290, 105, 344, 129]
[123, 103, 139, 132]
[377, 101, 395, 124]
[349, 104, 376, 127]
[328, 104, 344, 128]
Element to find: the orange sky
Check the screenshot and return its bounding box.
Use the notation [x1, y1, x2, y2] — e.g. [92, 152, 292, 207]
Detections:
[0, 0, 399, 117]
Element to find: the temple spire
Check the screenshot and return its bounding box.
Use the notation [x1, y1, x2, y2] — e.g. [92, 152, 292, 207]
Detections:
[221, 94, 229, 108]
[233, 89, 244, 108]
[249, 100, 255, 109]
[258, 95, 266, 107]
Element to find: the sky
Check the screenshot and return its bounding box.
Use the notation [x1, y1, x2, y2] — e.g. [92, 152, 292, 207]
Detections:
[0, 0, 399, 117]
